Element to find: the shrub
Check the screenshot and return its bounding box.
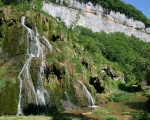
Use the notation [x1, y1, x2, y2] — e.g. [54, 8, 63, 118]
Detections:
[131, 112, 150, 120]
[93, 108, 112, 115]
[109, 92, 132, 102]
[102, 115, 118, 120]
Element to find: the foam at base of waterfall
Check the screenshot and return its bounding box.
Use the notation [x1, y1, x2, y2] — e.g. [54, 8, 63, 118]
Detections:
[88, 105, 101, 108]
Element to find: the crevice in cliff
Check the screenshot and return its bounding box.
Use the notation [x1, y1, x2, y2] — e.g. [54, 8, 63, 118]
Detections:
[0, 19, 2, 26]
[0, 31, 2, 39]
[102, 66, 119, 80]
[44, 66, 50, 81]
[51, 35, 60, 42]
[50, 65, 65, 83]
[23, 104, 38, 115]
[90, 76, 104, 93]
[23, 104, 46, 115]
[81, 58, 88, 69]
[26, 23, 33, 29]
[7, 19, 16, 27]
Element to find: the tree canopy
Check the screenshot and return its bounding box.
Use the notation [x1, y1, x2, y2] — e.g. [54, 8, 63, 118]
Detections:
[78, 26, 150, 85]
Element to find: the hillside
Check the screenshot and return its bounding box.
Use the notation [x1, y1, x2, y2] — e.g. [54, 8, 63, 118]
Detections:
[0, 0, 150, 119]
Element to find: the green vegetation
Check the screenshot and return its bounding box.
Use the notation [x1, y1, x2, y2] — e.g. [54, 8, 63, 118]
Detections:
[93, 108, 118, 120]
[93, 108, 112, 115]
[122, 112, 150, 120]
[0, 38, 2, 45]
[0, 115, 83, 120]
[0, 77, 16, 92]
[78, 27, 150, 88]
[0, 116, 52, 120]
[102, 115, 118, 120]
[109, 92, 132, 102]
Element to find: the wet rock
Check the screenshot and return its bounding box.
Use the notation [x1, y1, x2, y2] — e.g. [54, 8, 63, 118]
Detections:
[102, 66, 121, 81]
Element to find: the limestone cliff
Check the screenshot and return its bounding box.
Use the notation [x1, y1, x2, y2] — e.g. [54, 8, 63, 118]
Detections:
[42, 0, 150, 42]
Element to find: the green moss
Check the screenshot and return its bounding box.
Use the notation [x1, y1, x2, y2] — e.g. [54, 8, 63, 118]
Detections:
[0, 55, 26, 115]
[30, 57, 41, 88]
[0, 78, 19, 115]
[0, 68, 7, 77]
[2, 22, 26, 57]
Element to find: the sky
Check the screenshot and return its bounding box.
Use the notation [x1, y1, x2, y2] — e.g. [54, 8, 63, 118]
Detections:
[122, 0, 150, 19]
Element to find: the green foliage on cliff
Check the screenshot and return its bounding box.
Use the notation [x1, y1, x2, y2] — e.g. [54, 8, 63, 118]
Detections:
[0, 0, 31, 5]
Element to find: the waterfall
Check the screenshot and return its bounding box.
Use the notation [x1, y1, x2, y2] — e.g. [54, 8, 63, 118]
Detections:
[17, 16, 52, 115]
[43, 36, 52, 52]
[78, 80, 95, 106]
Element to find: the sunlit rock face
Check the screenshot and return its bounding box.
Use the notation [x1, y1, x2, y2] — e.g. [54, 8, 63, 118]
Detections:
[42, 0, 150, 42]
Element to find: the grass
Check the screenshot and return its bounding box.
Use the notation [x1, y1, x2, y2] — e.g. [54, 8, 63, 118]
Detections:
[93, 108, 116, 120]
[0, 115, 83, 120]
[109, 92, 133, 102]
[129, 112, 150, 120]
[102, 115, 118, 120]
[93, 108, 112, 115]
[0, 116, 52, 120]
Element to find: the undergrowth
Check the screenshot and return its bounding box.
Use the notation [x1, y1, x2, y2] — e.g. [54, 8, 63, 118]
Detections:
[109, 92, 133, 102]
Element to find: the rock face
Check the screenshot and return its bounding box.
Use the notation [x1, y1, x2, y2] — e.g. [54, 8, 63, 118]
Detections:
[42, 0, 150, 42]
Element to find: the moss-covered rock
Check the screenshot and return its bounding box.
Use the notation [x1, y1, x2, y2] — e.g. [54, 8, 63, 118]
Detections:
[30, 57, 42, 88]
[2, 20, 26, 58]
[0, 56, 24, 115]
[0, 79, 18, 115]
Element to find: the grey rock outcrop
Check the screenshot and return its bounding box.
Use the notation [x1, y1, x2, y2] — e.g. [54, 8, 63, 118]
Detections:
[42, 0, 150, 42]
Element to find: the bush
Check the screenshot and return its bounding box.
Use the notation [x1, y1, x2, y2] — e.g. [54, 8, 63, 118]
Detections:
[109, 92, 132, 102]
[102, 115, 118, 120]
[131, 112, 150, 120]
[93, 108, 112, 115]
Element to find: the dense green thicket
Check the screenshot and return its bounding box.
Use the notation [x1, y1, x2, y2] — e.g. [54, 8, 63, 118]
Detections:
[77, 27, 150, 86]
[109, 92, 132, 102]
[0, 0, 30, 5]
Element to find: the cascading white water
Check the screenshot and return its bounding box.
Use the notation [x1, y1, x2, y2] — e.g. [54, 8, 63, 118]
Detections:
[64, 67, 69, 100]
[43, 36, 52, 52]
[17, 16, 52, 115]
[77, 80, 95, 106]
[64, 91, 69, 100]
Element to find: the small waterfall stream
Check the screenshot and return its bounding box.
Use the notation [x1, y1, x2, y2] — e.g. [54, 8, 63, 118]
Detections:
[78, 80, 100, 108]
[78, 80, 95, 107]
[17, 16, 52, 115]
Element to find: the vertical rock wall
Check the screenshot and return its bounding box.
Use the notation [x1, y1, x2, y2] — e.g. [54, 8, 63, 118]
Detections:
[42, 0, 150, 42]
